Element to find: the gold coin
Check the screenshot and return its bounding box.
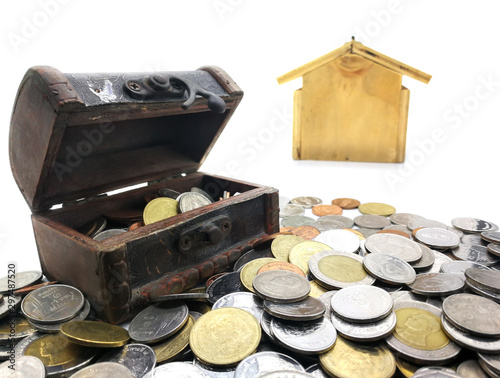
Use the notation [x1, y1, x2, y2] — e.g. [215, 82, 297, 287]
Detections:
[189, 308, 261, 366]
[187, 300, 212, 314]
[240, 258, 277, 292]
[25, 333, 92, 367]
[358, 202, 396, 216]
[0, 316, 35, 341]
[309, 280, 329, 298]
[271, 235, 305, 261]
[153, 315, 194, 363]
[319, 336, 396, 378]
[395, 357, 418, 378]
[393, 308, 449, 350]
[143, 197, 179, 225]
[318, 255, 367, 283]
[59, 321, 130, 348]
[343, 228, 365, 240]
[288, 241, 332, 275]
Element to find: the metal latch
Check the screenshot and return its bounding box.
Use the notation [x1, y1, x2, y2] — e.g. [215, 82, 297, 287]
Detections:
[178, 216, 232, 253]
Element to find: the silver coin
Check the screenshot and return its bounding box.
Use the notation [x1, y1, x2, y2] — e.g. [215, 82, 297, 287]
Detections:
[426, 250, 454, 273]
[98, 343, 156, 378]
[464, 268, 500, 294]
[15, 332, 97, 376]
[21, 284, 84, 324]
[440, 261, 490, 280]
[488, 243, 500, 257]
[233, 249, 274, 272]
[355, 228, 379, 238]
[363, 253, 416, 285]
[390, 213, 426, 227]
[447, 226, 464, 240]
[305, 364, 329, 378]
[457, 360, 489, 378]
[383, 224, 412, 237]
[279, 196, 291, 207]
[452, 243, 500, 266]
[443, 293, 500, 338]
[0, 271, 43, 294]
[317, 290, 337, 319]
[407, 218, 448, 231]
[177, 192, 212, 213]
[212, 292, 264, 323]
[72, 362, 134, 378]
[144, 362, 207, 378]
[478, 353, 500, 376]
[281, 216, 316, 228]
[441, 315, 500, 353]
[353, 214, 391, 229]
[29, 298, 91, 333]
[385, 301, 461, 365]
[129, 301, 189, 344]
[408, 273, 464, 296]
[150, 293, 209, 303]
[465, 280, 500, 304]
[452, 218, 499, 233]
[258, 371, 316, 378]
[330, 310, 396, 342]
[280, 204, 305, 218]
[331, 285, 393, 323]
[365, 233, 423, 263]
[412, 366, 461, 377]
[193, 359, 236, 378]
[190, 187, 214, 202]
[93, 228, 127, 241]
[482, 231, 500, 244]
[158, 187, 181, 199]
[462, 233, 488, 246]
[90, 217, 108, 238]
[235, 351, 305, 377]
[373, 280, 403, 293]
[312, 230, 360, 253]
[207, 271, 245, 303]
[0, 295, 21, 321]
[412, 244, 436, 271]
[261, 311, 275, 340]
[391, 290, 427, 303]
[313, 215, 354, 230]
[414, 228, 461, 249]
[264, 297, 325, 321]
[0, 355, 45, 377]
[253, 270, 310, 303]
[478, 360, 500, 378]
[271, 317, 336, 355]
[291, 196, 322, 209]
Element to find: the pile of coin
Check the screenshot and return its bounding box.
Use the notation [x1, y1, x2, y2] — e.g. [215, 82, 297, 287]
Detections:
[76, 186, 236, 241]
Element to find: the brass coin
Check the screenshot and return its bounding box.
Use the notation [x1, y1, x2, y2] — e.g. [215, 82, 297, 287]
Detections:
[291, 226, 321, 240]
[319, 336, 396, 378]
[393, 308, 449, 350]
[257, 261, 306, 277]
[189, 308, 261, 367]
[0, 316, 36, 343]
[240, 258, 277, 292]
[377, 229, 411, 239]
[309, 280, 329, 298]
[288, 241, 332, 276]
[395, 357, 419, 378]
[143, 197, 179, 225]
[359, 202, 396, 216]
[253, 233, 292, 251]
[271, 235, 305, 262]
[312, 205, 343, 216]
[60, 321, 130, 348]
[331, 198, 361, 209]
[153, 315, 195, 364]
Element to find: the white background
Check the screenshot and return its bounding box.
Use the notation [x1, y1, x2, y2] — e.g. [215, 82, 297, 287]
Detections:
[1, 0, 499, 272]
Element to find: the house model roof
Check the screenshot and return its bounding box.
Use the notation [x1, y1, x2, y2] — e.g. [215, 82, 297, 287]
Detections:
[277, 39, 432, 85]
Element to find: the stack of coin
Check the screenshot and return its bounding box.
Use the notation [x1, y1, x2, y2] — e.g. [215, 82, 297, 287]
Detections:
[464, 268, 500, 303]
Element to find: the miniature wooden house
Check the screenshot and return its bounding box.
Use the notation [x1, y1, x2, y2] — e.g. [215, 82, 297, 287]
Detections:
[277, 39, 431, 163]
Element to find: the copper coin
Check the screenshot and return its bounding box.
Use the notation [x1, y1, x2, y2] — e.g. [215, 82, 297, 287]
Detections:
[13, 281, 58, 296]
[206, 273, 229, 288]
[253, 233, 293, 251]
[291, 226, 321, 240]
[312, 205, 343, 216]
[256, 261, 306, 277]
[377, 229, 411, 239]
[280, 227, 295, 233]
[128, 222, 143, 231]
[331, 198, 360, 209]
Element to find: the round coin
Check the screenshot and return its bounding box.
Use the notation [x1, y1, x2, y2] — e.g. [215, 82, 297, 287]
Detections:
[452, 218, 498, 233]
[190, 187, 214, 202]
[414, 228, 461, 249]
[330, 310, 396, 342]
[358, 202, 395, 216]
[158, 188, 181, 199]
[331, 198, 360, 209]
[0, 316, 36, 344]
[0, 271, 42, 293]
[0, 355, 45, 377]
[376, 229, 410, 239]
[28, 298, 91, 333]
[98, 343, 156, 378]
[389, 213, 426, 227]
[482, 231, 500, 244]
[354, 214, 391, 229]
[488, 243, 500, 257]
[71, 362, 134, 378]
[177, 192, 212, 213]
[280, 204, 305, 218]
[440, 261, 489, 279]
[207, 271, 245, 303]
[144, 362, 207, 377]
[271, 316, 336, 355]
[312, 204, 343, 216]
[309, 250, 374, 289]
[478, 354, 500, 376]
[264, 297, 325, 321]
[288, 241, 332, 276]
[313, 229, 360, 254]
[427, 250, 454, 273]
[60, 321, 130, 347]
[407, 218, 448, 231]
[319, 335, 396, 378]
[129, 301, 188, 344]
[313, 215, 354, 230]
[234, 352, 305, 377]
[189, 308, 261, 366]
[365, 234, 423, 263]
[291, 196, 322, 209]
[240, 258, 277, 293]
[143, 197, 179, 225]
[271, 235, 306, 262]
[465, 268, 500, 293]
[363, 253, 416, 285]
[411, 244, 436, 272]
[212, 292, 264, 322]
[252, 270, 310, 303]
[257, 261, 306, 277]
[21, 284, 84, 324]
[412, 367, 460, 378]
[407, 273, 464, 296]
[457, 360, 489, 378]
[452, 243, 500, 266]
[152, 315, 194, 364]
[441, 315, 500, 354]
[93, 228, 127, 241]
[290, 226, 321, 240]
[281, 216, 316, 227]
[331, 285, 393, 323]
[233, 248, 274, 272]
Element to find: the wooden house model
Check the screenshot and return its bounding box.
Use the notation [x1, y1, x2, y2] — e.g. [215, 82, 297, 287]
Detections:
[277, 39, 431, 163]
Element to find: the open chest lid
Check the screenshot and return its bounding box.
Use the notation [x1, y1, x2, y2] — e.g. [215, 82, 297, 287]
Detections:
[9, 66, 243, 213]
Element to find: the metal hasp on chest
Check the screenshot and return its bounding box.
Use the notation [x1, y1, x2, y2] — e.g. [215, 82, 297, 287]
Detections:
[277, 38, 432, 163]
[9, 66, 279, 324]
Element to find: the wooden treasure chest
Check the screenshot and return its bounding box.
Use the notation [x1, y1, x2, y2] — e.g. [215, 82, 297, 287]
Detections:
[9, 65, 279, 324]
